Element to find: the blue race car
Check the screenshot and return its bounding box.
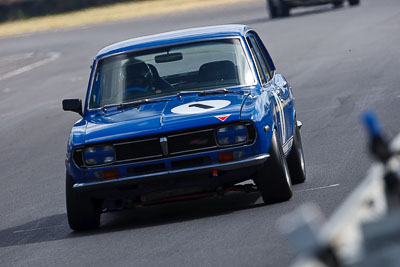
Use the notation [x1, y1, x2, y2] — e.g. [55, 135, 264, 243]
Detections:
[62, 25, 306, 231]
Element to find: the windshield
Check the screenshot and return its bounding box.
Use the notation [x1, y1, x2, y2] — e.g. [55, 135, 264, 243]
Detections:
[89, 38, 255, 109]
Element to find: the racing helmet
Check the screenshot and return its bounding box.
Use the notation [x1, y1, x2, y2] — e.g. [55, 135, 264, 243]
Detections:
[124, 59, 154, 90]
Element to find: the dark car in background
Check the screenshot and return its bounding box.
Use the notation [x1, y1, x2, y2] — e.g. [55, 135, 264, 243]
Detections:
[267, 0, 360, 18]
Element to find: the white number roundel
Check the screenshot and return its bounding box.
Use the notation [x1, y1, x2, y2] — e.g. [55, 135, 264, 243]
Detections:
[171, 100, 231, 115]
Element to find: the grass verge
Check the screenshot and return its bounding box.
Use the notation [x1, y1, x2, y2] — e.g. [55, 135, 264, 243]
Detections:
[0, 0, 253, 37]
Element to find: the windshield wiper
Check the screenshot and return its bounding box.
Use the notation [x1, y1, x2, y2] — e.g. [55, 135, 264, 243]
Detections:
[101, 104, 120, 112]
[117, 98, 170, 111]
[177, 89, 245, 99]
[197, 88, 245, 96]
[176, 90, 203, 99]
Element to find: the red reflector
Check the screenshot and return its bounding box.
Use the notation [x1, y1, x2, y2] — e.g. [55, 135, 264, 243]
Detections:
[218, 151, 234, 163]
[212, 169, 218, 177]
[103, 169, 119, 180]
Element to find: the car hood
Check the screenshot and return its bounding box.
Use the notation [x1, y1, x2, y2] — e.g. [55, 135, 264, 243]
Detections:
[83, 92, 251, 144]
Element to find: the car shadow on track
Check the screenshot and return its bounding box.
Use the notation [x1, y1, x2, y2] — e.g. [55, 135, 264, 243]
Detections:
[100, 191, 263, 231]
[0, 192, 263, 248]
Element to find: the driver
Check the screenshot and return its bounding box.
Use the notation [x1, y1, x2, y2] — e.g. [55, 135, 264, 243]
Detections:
[124, 59, 155, 92]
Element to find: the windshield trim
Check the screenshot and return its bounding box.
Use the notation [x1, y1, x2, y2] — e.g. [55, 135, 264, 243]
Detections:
[85, 36, 258, 112]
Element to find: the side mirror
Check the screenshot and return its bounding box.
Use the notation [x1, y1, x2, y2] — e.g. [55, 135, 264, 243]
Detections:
[274, 73, 288, 88]
[63, 99, 83, 116]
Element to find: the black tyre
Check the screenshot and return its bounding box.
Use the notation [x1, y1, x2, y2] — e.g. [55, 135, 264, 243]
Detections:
[287, 121, 306, 184]
[66, 173, 101, 231]
[255, 130, 293, 204]
[333, 0, 344, 8]
[268, 0, 290, 19]
[268, 0, 278, 18]
[348, 0, 360, 6]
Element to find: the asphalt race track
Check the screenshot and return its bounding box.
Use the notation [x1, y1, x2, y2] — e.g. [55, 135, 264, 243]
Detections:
[0, 0, 399, 266]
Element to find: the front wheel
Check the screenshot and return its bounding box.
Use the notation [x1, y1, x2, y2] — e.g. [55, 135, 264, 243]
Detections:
[66, 173, 102, 231]
[254, 130, 293, 204]
[348, 0, 360, 6]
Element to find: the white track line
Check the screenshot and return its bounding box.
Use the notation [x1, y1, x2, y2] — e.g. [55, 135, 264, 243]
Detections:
[0, 52, 60, 81]
[294, 183, 340, 193]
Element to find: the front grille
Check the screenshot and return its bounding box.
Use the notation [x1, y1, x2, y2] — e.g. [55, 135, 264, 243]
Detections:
[112, 129, 216, 164]
[114, 138, 162, 162]
[168, 129, 216, 155]
[72, 122, 256, 169]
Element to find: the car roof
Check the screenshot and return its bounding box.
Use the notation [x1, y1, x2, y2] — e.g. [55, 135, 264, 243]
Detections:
[96, 24, 252, 60]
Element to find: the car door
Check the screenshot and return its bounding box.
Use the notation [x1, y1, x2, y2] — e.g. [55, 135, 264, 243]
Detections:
[246, 32, 290, 147]
[273, 72, 294, 149]
[248, 32, 294, 150]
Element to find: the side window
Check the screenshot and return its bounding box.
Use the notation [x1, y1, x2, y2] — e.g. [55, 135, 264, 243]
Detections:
[249, 35, 272, 81]
[251, 32, 276, 73]
[91, 70, 102, 106]
[246, 37, 267, 85]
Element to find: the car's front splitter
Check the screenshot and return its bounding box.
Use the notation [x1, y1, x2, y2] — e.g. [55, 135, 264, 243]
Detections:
[73, 153, 269, 192]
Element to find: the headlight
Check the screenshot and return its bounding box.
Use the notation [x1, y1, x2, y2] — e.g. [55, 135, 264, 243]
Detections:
[84, 145, 115, 166]
[216, 124, 248, 146]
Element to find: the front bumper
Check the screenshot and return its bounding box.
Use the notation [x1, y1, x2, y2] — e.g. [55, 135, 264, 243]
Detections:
[73, 154, 269, 192]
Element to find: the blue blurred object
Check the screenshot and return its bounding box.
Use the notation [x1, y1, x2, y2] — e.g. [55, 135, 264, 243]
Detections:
[362, 110, 382, 138]
[362, 111, 391, 163]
